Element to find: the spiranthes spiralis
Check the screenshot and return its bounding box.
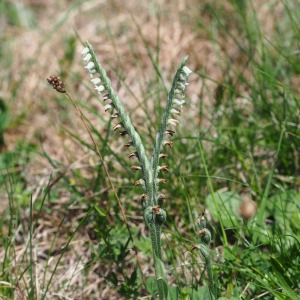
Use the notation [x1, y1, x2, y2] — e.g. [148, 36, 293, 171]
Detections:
[48, 42, 192, 300]
[81, 42, 192, 300]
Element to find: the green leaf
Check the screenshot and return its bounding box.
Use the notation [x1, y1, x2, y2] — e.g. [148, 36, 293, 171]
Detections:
[94, 205, 106, 217]
[145, 276, 157, 294]
[108, 272, 118, 285]
[129, 270, 137, 285]
[206, 191, 242, 227]
[190, 286, 211, 300]
[267, 190, 300, 232]
[97, 243, 106, 257]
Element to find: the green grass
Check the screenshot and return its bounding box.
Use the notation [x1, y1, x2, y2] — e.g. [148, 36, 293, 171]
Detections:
[1, 0, 300, 299]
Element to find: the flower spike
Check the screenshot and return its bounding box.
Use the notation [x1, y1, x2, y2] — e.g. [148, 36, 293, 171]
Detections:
[80, 44, 192, 299]
[82, 42, 150, 179]
[150, 56, 192, 203]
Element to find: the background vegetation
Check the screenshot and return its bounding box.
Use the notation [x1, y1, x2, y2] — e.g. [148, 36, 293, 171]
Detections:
[0, 0, 299, 299]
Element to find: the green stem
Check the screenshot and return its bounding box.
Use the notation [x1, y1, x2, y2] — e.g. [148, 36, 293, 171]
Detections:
[199, 245, 217, 300]
[149, 224, 167, 299]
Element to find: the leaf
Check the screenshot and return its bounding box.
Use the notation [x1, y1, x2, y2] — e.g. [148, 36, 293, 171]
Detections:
[107, 272, 118, 285]
[97, 243, 106, 257]
[267, 190, 300, 232]
[206, 191, 242, 227]
[145, 276, 157, 294]
[94, 205, 107, 217]
[168, 285, 179, 300]
[129, 269, 137, 285]
[190, 286, 211, 300]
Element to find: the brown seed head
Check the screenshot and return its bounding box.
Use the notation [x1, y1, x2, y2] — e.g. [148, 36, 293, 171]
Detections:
[47, 75, 66, 93]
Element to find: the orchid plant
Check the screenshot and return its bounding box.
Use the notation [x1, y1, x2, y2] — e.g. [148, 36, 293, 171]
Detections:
[48, 42, 216, 299]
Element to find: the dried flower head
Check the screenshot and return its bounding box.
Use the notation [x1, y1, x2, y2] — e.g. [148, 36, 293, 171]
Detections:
[47, 75, 66, 93]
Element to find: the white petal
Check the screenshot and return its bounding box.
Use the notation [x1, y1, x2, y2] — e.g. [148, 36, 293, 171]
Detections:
[91, 78, 101, 85]
[168, 119, 179, 126]
[81, 47, 89, 56]
[171, 108, 180, 115]
[179, 74, 187, 81]
[95, 85, 105, 92]
[86, 62, 95, 69]
[173, 99, 185, 106]
[174, 89, 183, 94]
[176, 82, 185, 89]
[83, 53, 92, 62]
[182, 66, 192, 76]
[104, 104, 112, 111]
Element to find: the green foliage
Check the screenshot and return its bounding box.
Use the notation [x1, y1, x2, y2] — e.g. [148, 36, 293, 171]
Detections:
[206, 191, 242, 228]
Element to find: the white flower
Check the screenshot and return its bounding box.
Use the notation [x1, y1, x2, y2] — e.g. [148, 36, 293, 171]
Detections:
[168, 119, 179, 126]
[85, 62, 95, 70]
[81, 47, 90, 56]
[173, 99, 185, 106]
[174, 89, 183, 95]
[182, 66, 192, 76]
[104, 104, 113, 112]
[95, 85, 105, 92]
[83, 53, 92, 62]
[176, 82, 186, 90]
[91, 78, 101, 85]
[170, 108, 181, 115]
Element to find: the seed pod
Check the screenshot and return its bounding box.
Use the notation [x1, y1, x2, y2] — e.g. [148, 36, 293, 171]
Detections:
[156, 208, 167, 225]
[198, 228, 211, 245]
[140, 194, 147, 209]
[144, 207, 154, 227]
[157, 194, 166, 207]
[196, 213, 206, 230]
